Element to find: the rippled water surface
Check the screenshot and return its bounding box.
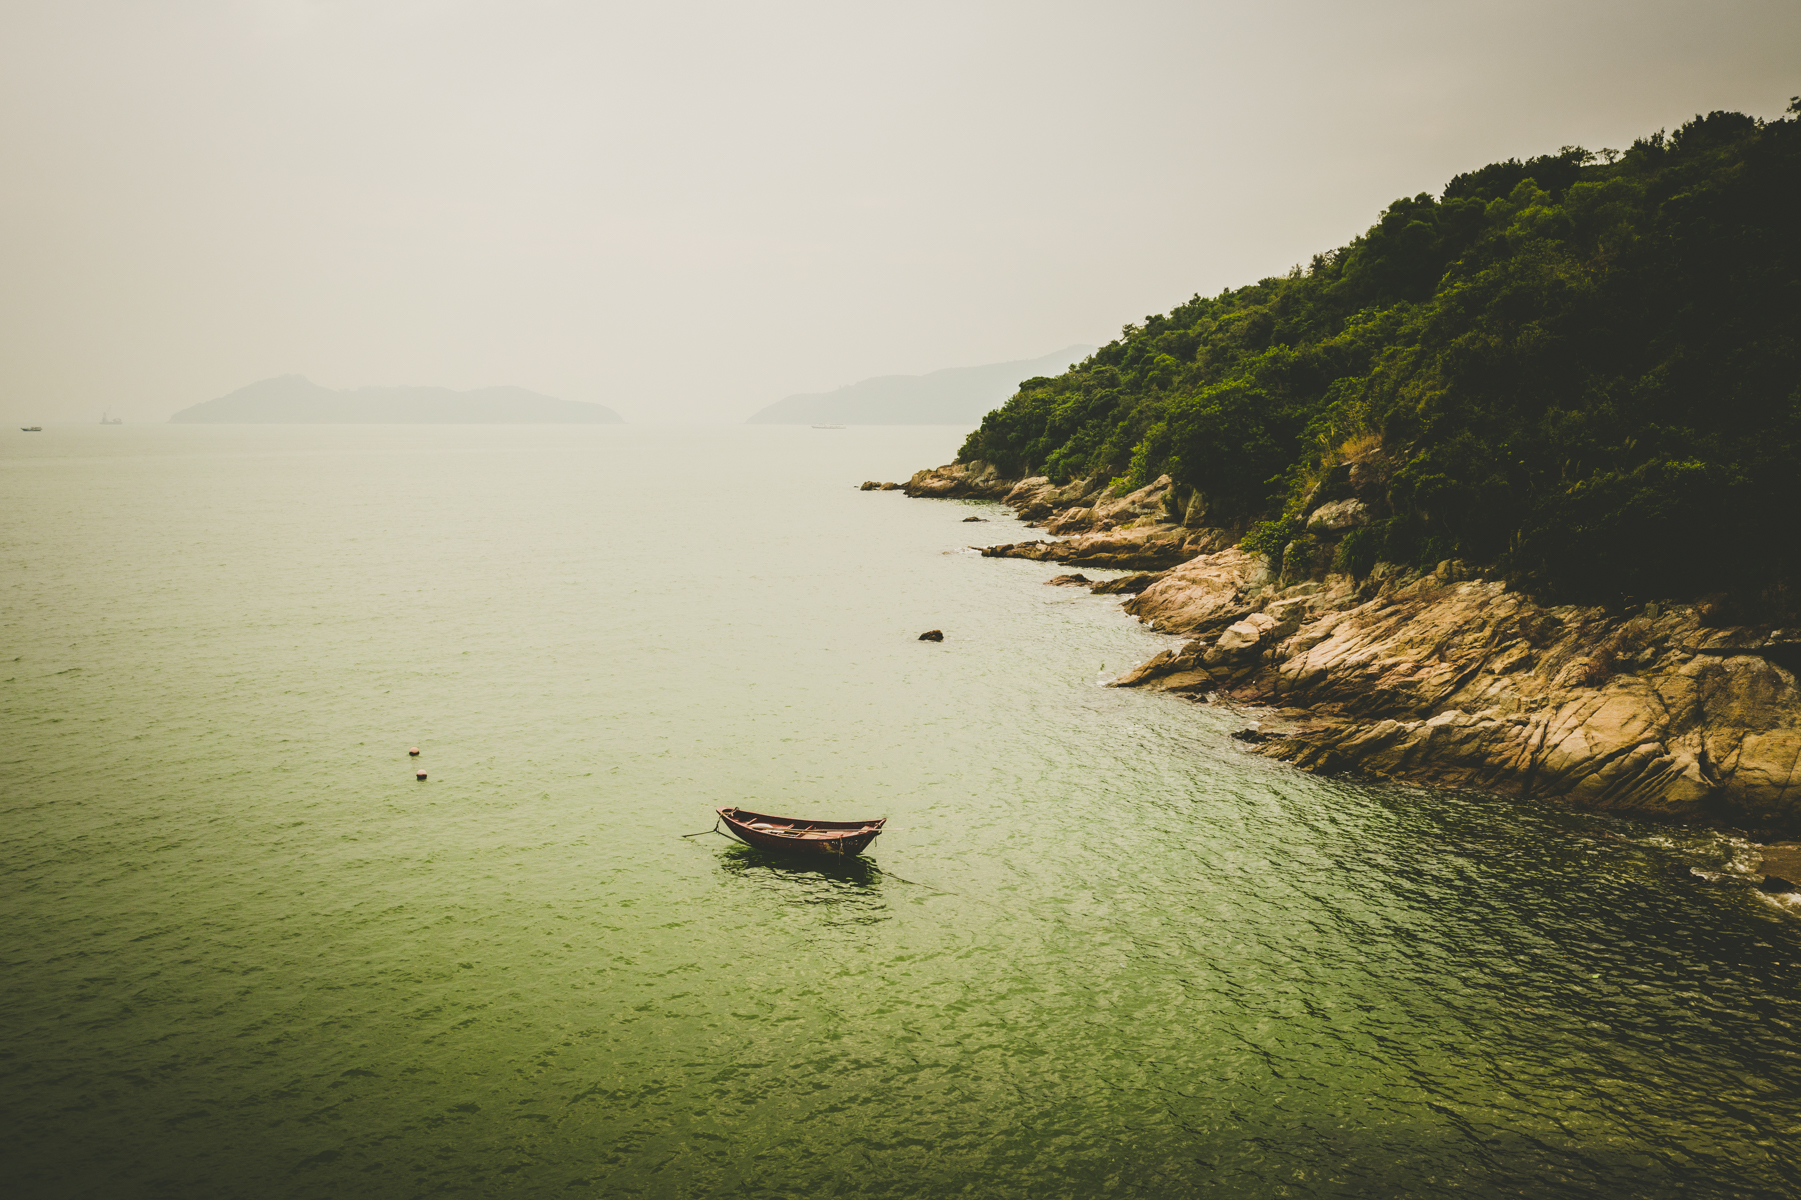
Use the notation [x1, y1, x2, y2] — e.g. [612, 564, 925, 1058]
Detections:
[5, 425, 1800, 1199]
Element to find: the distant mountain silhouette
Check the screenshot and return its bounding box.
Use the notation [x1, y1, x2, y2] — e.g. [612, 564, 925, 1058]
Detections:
[746, 345, 1096, 425]
[170, 376, 623, 424]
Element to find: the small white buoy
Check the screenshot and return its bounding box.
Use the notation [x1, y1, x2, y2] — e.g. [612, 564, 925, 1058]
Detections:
[416, 769, 427, 780]
[408, 746, 420, 756]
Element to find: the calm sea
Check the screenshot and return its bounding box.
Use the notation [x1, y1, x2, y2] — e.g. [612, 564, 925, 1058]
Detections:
[4, 425, 1799, 1199]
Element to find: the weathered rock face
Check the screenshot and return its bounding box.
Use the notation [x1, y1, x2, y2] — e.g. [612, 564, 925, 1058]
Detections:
[1005, 476, 1098, 521]
[1120, 546, 1265, 633]
[904, 461, 1012, 499]
[1090, 572, 1162, 596]
[977, 477, 1227, 571]
[890, 456, 1801, 840]
[1111, 554, 1801, 836]
[981, 527, 1220, 571]
[890, 461, 1213, 569]
[1307, 498, 1371, 532]
[1002, 473, 1188, 532]
[1758, 843, 1801, 889]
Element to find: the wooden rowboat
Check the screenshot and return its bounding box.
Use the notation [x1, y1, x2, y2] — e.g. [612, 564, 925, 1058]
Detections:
[716, 807, 886, 857]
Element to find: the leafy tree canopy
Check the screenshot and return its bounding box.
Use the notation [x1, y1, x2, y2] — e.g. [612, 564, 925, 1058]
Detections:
[959, 106, 1801, 605]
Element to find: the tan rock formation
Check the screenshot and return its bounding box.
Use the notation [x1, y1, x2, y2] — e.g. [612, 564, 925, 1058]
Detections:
[1306, 498, 1371, 532]
[1120, 546, 1264, 633]
[891, 457, 1801, 839]
[1111, 553, 1801, 835]
[903, 461, 1012, 499]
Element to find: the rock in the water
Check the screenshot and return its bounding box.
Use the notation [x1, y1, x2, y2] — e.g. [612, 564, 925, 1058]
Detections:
[1756, 843, 1801, 883]
[859, 480, 903, 491]
[918, 629, 944, 641]
[1089, 572, 1162, 595]
[982, 527, 1214, 572]
[904, 461, 1010, 499]
[962, 516, 987, 522]
[1757, 875, 1798, 894]
[1046, 574, 1092, 586]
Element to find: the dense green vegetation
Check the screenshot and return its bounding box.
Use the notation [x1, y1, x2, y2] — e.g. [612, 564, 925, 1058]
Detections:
[960, 103, 1801, 607]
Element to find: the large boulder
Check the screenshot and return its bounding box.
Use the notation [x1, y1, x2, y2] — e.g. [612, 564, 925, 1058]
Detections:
[1090, 475, 1177, 528]
[1307, 498, 1371, 533]
[1046, 506, 1095, 535]
[1214, 612, 1277, 655]
[1006, 476, 1097, 521]
[904, 461, 1012, 499]
[1123, 546, 1264, 635]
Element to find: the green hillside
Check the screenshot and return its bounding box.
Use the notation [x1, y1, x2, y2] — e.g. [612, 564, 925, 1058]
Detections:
[959, 102, 1801, 608]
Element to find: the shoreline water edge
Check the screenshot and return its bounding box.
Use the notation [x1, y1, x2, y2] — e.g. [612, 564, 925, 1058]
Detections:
[875, 459, 1801, 888]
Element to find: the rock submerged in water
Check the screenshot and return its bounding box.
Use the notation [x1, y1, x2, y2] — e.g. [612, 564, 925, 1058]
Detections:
[859, 481, 903, 491]
[1756, 844, 1801, 892]
[918, 629, 944, 641]
[1047, 574, 1092, 587]
[962, 516, 987, 522]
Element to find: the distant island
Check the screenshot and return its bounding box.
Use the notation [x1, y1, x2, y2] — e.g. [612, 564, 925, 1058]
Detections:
[745, 345, 1096, 425]
[169, 376, 623, 424]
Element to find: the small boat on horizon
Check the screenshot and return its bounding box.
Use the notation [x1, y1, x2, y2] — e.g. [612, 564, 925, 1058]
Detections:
[716, 806, 885, 857]
[19, 426, 41, 432]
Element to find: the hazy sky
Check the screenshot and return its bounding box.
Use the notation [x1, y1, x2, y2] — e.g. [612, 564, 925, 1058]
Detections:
[3, 1, 1797, 424]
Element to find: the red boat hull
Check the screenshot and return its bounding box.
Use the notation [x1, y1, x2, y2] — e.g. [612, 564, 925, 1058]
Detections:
[717, 807, 885, 857]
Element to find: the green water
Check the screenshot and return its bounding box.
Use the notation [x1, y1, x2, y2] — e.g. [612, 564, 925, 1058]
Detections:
[4, 425, 1799, 1199]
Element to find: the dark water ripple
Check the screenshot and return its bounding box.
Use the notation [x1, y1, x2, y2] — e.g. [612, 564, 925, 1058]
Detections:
[3, 426, 1799, 1198]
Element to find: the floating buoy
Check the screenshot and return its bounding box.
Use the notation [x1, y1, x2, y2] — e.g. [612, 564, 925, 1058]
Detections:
[408, 746, 420, 756]
[416, 769, 428, 780]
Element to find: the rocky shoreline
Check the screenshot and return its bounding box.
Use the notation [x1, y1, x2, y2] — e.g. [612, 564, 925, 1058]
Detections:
[879, 460, 1801, 882]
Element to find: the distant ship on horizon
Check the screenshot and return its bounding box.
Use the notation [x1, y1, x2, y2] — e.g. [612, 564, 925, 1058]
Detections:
[100, 412, 123, 425]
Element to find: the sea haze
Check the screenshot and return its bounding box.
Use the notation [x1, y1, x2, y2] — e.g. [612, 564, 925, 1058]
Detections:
[3, 425, 1800, 1199]
[169, 376, 624, 424]
[746, 345, 1096, 425]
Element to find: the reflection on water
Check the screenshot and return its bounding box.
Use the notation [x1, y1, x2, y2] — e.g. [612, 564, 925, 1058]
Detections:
[715, 839, 889, 917]
[3, 425, 1799, 1200]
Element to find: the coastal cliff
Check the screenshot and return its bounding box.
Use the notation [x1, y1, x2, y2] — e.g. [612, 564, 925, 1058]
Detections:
[893, 461, 1801, 856]
[880, 106, 1801, 860]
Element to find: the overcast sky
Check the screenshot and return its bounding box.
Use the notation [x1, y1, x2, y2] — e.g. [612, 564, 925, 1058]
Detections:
[2, 0, 1796, 425]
